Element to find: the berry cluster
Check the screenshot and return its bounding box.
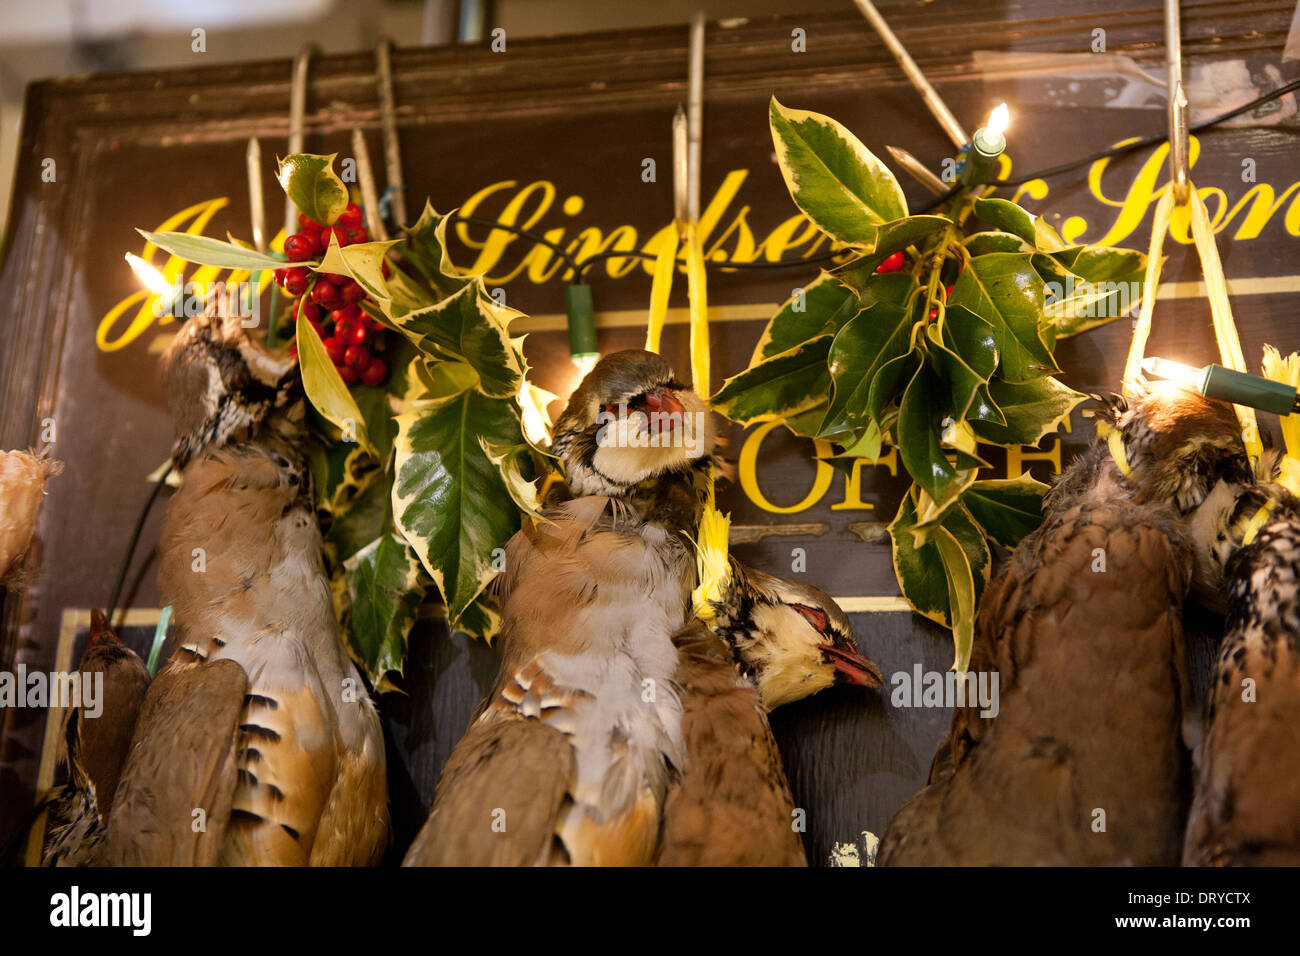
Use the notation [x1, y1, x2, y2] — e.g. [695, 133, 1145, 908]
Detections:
[275, 203, 390, 387]
[874, 251, 954, 321]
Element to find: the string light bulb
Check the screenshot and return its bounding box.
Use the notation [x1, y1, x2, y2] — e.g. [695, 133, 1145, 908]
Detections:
[961, 102, 1010, 186]
[1141, 356, 1300, 415]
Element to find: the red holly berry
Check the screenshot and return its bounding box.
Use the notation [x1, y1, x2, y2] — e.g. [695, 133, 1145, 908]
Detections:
[361, 358, 387, 387]
[336, 363, 360, 385]
[282, 267, 309, 296]
[344, 227, 368, 245]
[335, 316, 367, 345]
[273, 267, 287, 285]
[876, 251, 906, 274]
[284, 233, 315, 262]
[945, 284, 954, 298]
[326, 270, 351, 287]
[338, 203, 363, 228]
[325, 226, 347, 249]
[298, 212, 319, 230]
[294, 299, 322, 324]
[381, 262, 391, 279]
[287, 344, 299, 359]
[322, 335, 347, 365]
[340, 278, 366, 303]
[310, 281, 342, 310]
[331, 303, 362, 325]
[344, 344, 372, 370]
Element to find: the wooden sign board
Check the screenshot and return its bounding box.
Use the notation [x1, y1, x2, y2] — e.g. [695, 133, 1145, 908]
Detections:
[3, 2, 1298, 864]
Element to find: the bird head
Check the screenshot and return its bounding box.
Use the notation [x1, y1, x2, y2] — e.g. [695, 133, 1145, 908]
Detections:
[1184, 451, 1300, 610]
[1100, 382, 1252, 515]
[551, 350, 715, 497]
[712, 563, 882, 711]
[162, 304, 301, 468]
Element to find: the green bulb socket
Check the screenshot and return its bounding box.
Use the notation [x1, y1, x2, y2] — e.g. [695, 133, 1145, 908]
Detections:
[566, 283, 598, 359]
[1202, 364, 1299, 416]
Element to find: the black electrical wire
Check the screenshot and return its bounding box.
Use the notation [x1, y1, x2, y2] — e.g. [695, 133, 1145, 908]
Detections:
[106, 464, 172, 627]
[917, 75, 1300, 214]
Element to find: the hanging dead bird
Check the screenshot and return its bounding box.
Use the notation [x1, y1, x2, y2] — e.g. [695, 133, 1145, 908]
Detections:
[550, 348, 715, 532]
[1184, 482, 1300, 865]
[0, 449, 62, 584]
[41, 609, 150, 866]
[403, 494, 692, 866]
[880, 383, 1251, 866]
[657, 565, 881, 866]
[100, 307, 388, 866]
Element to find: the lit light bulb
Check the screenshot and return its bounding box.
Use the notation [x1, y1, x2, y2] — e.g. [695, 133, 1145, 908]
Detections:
[1141, 356, 1205, 388]
[987, 103, 1010, 138]
[125, 252, 175, 299]
[572, 352, 600, 376]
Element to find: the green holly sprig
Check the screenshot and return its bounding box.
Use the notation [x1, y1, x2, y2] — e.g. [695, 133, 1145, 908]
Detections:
[711, 98, 1147, 670]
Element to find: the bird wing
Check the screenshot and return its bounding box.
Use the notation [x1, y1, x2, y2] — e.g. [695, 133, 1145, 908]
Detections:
[1185, 518, 1300, 865]
[100, 658, 248, 866]
[75, 633, 151, 822]
[657, 620, 806, 866]
[883, 502, 1193, 866]
[403, 714, 575, 867]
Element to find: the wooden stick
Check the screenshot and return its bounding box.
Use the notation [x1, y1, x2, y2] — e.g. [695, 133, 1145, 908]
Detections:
[852, 0, 968, 149]
[376, 37, 408, 229]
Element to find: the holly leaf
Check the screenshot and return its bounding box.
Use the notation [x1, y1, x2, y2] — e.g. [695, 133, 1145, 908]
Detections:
[769, 96, 907, 244]
[942, 304, 998, 380]
[820, 282, 919, 437]
[926, 323, 986, 422]
[296, 312, 375, 456]
[889, 490, 990, 671]
[1052, 244, 1146, 285]
[867, 347, 920, 434]
[392, 385, 523, 624]
[963, 230, 1032, 257]
[317, 235, 402, 303]
[972, 197, 1067, 253]
[278, 153, 350, 226]
[136, 230, 286, 270]
[323, 470, 390, 564]
[388, 280, 524, 398]
[752, 272, 857, 362]
[711, 335, 832, 423]
[949, 252, 1059, 383]
[897, 362, 959, 502]
[970, 376, 1085, 446]
[962, 473, 1049, 548]
[341, 533, 427, 686]
[480, 439, 546, 523]
[402, 201, 470, 300]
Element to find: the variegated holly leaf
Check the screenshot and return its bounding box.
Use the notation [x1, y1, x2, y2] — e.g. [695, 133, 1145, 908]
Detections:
[456, 594, 502, 644]
[711, 335, 832, 423]
[962, 230, 1032, 257]
[401, 201, 471, 300]
[388, 280, 524, 399]
[135, 230, 286, 270]
[480, 439, 546, 523]
[317, 234, 402, 303]
[769, 97, 907, 244]
[341, 533, 427, 686]
[897, 362, 960, 503]
[962, 473, 1049, 549]
[392, 384, 523, 625]
[297, 312, 375, 456]
[949, 253, 1059, 383]
[279, 153, 349, 226]
[323, 469, 390, 565]
[889, 489, 990, 672]
[970, 375, 1085, 447]
[972, 197, 1067, 253]
[752, 273, 857, 363]
[820, 277, 920, 438]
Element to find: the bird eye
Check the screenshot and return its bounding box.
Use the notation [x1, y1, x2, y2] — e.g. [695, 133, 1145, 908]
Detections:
[792, 603, 828, 633]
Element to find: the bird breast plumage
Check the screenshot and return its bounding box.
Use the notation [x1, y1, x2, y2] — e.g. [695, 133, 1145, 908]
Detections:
[137, 444, 388, 865]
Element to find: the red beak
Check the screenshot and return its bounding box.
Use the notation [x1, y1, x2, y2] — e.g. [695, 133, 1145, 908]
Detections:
[641, 387, 686, 435]
[821, 644, 883, 689]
